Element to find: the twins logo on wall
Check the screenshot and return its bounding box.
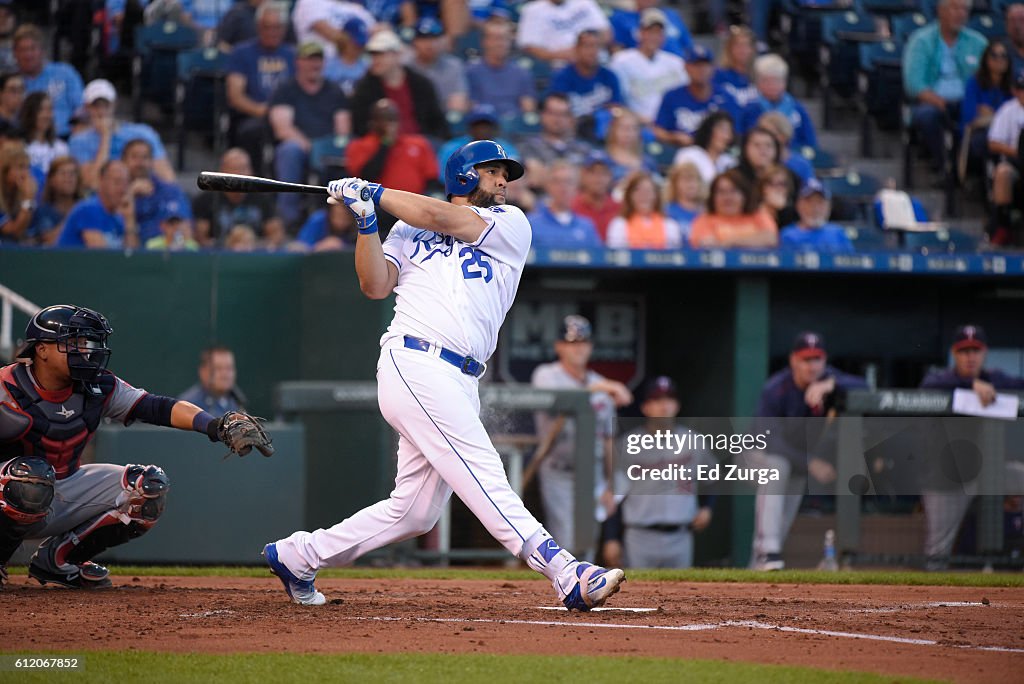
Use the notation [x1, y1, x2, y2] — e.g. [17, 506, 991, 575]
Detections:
[496, 293, 645, 385]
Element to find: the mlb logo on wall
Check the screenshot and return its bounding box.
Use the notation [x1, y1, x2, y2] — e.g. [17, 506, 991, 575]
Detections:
[496, 293, 645, 384]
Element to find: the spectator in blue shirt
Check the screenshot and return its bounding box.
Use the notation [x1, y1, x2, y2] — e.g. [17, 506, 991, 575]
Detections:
[609, 0, 693, 57]
[324, 17, 371, 98]
[528, 160, 603, 249]
[959, 41, 1012, 177]
[13, 24, 83, 138]
[757, 110, 814, 185]
[655, 44, 738, 148]
[297, 200, 358, 251]
[57, 160, 137, 249]
[70, 79, 175, 189]
[547, 30, 624, 120]
[780, 179, 854, 253]
[466, 15, 537, 117]
[226, 1, 295, 175]
[712, 25, 758, 109]
[178, 346, 246, 415]
[122, 138, 193, 242]
[740, 53, 817, 150]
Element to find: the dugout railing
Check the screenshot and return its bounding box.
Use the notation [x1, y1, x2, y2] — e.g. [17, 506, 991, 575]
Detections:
[275, 381, 598, 562]
[835, 389, 1024, 569]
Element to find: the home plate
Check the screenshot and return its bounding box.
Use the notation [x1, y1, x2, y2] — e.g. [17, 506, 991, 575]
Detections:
[535, 606, 658, 612]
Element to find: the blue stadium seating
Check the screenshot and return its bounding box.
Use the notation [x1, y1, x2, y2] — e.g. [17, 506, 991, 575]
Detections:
[967, 13, 1005, 39]
[857, 40, 903, 156]
[888, 12, 929, 45]
[820, 10, 881, 128]
[310, 135, 350, 183]
[133, 21, 198, 122]
[175, 47, 228, 169]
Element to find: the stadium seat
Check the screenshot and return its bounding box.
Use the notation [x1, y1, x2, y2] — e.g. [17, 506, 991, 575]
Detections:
[900, 227, 979, 253]
[856, 40, 902, 156]
[502, 111, 540, 140]
[645, 141, 677, 174]
[860, 0, 919, 17]
[454, 30, 482, 60]
[446, 110, 467, 138]
[778, 0, 856, 91]
[823, 171, 882, 221]
[132, 21, 198, 122]
[967, 13, 1005, 40]
[175, 47, 228, 170]
[888, 12, 929, 45]
[800, 145, 842, 175]
[516, 55, 552, 93]
[819, 10, 880, 129]
[310, 135, 350, 184]
[843, 223, 892, 250]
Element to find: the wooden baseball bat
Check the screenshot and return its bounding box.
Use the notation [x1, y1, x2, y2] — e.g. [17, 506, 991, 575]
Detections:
[197, 172, 329, 195]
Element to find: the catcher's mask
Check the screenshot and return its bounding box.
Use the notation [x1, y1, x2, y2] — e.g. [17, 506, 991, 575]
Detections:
[16, 305, 114, 382]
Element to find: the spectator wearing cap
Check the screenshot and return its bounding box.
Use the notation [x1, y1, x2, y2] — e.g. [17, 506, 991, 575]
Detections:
[291, 0, 376, 62]
[14, 24, 83, 139]
[672, 110, 737, 185]
[144, 209, 199, 251]
[436, 104, 520, 178]
[268, 40, 350, 227]
[527, 160, 602, 249]
[739, 54, 817, 151]
[902, 0, 987, 179]
[121, 138, 193, 243]
[69, 79, 175, 189]
[747, 332, 868, 571]
[346, 98, 439, 196]
[192, 148, 275, 246]
[226, 1, 296, 176]
[654, 45, 739, 149]
[608, 0, 693, 58]
[712, 25, 758, 109]
[617, 376, 717, 569]
[350, 30, 448, 139]
[918, 325, 1024, 569]
[547, 30, 625, 121]
[531, 314, 633, 551]
[466, 15, 537, 118]
[607, 171, 683, 250]
[779, 180, 853, 253]
[407, 17, 469, 114]
[520, 93, 595, 191]
[572, 150, 621, 241]
[986, 68, 1024, 244]
[57, 159, 138, 249]
[516, 0, 610, 65]
[324, 18, 371, 97]
[609, 8, 687, 125]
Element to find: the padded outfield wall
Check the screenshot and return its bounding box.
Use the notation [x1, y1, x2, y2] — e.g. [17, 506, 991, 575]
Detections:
[2, 248, 1023, 564]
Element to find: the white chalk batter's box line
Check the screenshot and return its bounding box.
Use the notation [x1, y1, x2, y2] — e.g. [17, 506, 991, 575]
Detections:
[347, 615, 1024, 655]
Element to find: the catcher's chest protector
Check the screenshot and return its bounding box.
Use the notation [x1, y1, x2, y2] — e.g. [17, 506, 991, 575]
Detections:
[0, 364, 112, 479]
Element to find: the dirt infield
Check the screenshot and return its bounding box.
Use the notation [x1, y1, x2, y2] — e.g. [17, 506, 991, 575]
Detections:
[2, 575, 1022, 682]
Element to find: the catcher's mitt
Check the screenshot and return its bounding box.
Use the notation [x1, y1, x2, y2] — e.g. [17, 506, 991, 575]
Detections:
[217, 411, 274, 458]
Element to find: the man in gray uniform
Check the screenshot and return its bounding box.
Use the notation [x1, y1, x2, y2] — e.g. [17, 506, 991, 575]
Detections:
[0, 304, 268, 589]
[618, 376, 716, 568]
[530, 314, 631, 552]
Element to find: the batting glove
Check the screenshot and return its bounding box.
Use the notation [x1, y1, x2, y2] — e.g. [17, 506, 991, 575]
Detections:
[328, 178, 378, 234]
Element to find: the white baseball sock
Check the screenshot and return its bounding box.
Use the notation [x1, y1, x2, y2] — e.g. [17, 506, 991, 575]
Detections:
[520, 528, 577, 583]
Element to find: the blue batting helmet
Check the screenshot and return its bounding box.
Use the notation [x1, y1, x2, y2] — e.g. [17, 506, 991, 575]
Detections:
[443, 140, 524, 198]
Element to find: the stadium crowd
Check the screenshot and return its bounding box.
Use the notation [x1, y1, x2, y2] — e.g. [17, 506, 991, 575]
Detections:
[0, 0, 1020, 252]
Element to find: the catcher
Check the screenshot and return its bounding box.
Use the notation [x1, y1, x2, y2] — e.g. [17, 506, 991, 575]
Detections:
[0, 304, 272, 590]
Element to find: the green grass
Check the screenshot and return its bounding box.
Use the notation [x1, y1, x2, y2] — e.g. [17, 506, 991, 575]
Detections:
[6, 564, 1024, 587]
[0, 651, 938, 684]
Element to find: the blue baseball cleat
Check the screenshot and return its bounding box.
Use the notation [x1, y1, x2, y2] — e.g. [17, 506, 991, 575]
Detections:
[560, 562, 626, 611]
[262, 542, 326, 606]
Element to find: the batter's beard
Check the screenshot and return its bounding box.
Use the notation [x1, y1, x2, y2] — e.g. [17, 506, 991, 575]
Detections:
[468, 187, 504, 208]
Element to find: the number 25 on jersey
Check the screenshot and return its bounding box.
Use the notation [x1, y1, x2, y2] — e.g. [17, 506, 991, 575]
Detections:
[460, 247, 493, 283]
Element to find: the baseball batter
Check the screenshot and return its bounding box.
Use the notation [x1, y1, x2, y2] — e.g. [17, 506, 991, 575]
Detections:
[0, 305, 270, 590]
[264, 140, 627, 609]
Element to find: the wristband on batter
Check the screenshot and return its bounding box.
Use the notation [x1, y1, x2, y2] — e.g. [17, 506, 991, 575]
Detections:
[192, 411, 220, 442]
[364, 182, 385, 204]
[356, 211, 379, 235]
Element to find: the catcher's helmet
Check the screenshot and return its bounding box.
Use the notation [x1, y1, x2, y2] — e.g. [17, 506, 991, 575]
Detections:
[16, 304, 114, 382]
[443, 139, 524, 198]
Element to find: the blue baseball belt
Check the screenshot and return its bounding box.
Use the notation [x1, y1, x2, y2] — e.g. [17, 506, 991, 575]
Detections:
[403, 335, 486, 378]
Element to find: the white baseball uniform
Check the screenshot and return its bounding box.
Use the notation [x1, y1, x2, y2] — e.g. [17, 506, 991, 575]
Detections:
[274, 203, 574, 578]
